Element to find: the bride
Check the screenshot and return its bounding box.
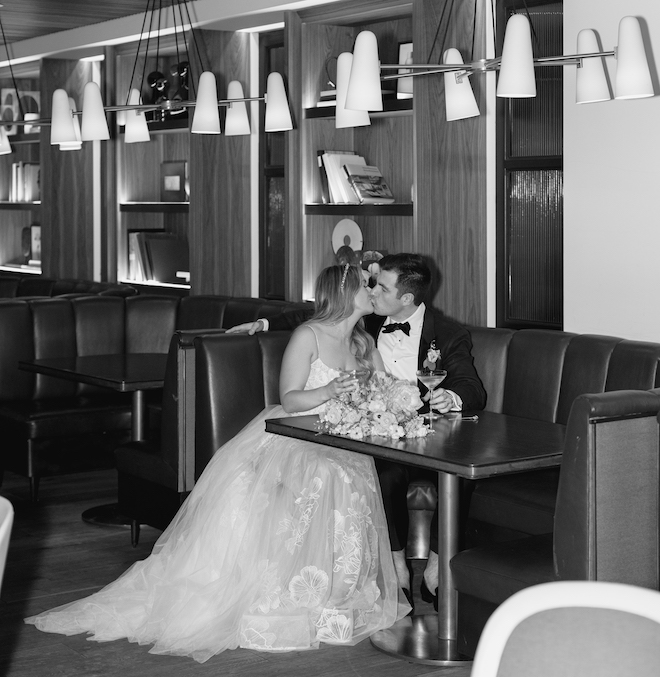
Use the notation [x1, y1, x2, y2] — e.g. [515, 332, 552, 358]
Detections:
[26, 264, 410, 663]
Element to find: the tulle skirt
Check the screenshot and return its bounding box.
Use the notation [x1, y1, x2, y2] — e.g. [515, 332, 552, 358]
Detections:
[25, 405, 409, 663]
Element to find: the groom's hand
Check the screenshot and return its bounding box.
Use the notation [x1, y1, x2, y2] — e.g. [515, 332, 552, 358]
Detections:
[226, 320, 265, 335]
[424, 387, 454, 414]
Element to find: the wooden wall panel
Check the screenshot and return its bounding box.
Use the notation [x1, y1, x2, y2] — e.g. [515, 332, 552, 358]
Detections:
[40, 58, 95, 279]
[189, 29, 250, 296]
[413, 0, 488, 325]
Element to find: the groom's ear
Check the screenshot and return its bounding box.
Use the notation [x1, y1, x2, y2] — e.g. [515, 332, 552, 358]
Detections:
[400, 291, 415, 307]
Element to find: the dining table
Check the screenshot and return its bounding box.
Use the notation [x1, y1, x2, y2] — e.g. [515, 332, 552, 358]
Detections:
[19, 352, 168, 525]
[265, 409, 565, 666]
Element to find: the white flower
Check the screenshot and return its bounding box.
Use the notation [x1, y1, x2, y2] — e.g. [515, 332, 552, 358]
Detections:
[316, 611, 353, 642]
[289, 565, 329, 607]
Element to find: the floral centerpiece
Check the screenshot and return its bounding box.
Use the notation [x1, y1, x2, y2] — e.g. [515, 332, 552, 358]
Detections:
[318, 370, 431, 440]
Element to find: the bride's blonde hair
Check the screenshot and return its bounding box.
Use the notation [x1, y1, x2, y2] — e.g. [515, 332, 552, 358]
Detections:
[308, 264, 375, 373]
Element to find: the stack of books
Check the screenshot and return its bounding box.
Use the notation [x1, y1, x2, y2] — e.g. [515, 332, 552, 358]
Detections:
[316, 88, 337, 107]
[317, 150, 395, 204]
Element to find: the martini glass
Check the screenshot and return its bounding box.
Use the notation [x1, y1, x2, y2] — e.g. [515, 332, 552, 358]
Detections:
[416, 368, 448, 424]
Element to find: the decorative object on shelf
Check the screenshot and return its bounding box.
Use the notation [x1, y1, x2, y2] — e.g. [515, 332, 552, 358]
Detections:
[344, 14, 654, 122]
[160, 161, 188, 202]
[43, 0, 293, 147]
[29, 223, 41, 264]
[21, 227, 30, 264]
[331, 219, 363, 254]
[397, 43, 414, 100]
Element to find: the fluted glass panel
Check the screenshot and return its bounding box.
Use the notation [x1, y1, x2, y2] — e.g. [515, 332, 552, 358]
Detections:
[264, 176, 285, 299]
[507, 169, 563, 325]
[508, 6, 562, 158]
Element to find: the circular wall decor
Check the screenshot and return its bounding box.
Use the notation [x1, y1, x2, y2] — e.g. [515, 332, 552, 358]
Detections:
[331, 219, 363, 253]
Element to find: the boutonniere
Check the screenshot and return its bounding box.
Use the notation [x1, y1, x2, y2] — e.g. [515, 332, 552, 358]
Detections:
[423, 340, 441, 370]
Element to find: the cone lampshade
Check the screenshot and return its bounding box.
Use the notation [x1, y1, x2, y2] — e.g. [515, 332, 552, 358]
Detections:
[0, 126, 11, 155]
[50, 88, 78, 145]
[345, 31, 383, 111]
[264, 73, 293, 132]
[224, 80, 251, 136]
[59, 98, 82, 151]
[81, 82, 110, 141]
[575, 29, 611, 104]
[497, 14, 536, 98]
[336, 52, 371, 129]
[614, 16, 654, 99]
[124, 89, 151, 144]
[191, 71, 221, 134]
[443, 48, 480, 121]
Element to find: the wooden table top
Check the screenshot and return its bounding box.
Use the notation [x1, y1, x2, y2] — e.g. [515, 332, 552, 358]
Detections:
[266, 410, 565, 480]
[19, 353, 168, 392]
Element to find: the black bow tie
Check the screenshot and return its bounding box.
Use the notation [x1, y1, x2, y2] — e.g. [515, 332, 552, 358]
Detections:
[381, 322, 411, 336]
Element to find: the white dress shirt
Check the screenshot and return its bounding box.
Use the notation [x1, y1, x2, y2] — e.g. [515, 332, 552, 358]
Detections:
[377, 303, 462, 410]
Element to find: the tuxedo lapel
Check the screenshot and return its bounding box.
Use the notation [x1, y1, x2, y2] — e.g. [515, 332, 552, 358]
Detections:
[418, 308, 435, 368]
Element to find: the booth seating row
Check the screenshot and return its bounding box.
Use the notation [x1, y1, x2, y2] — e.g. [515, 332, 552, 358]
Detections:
[114, 327, 660, 582]
[0, 274, 138, 299]
[0, 294, 312, 500]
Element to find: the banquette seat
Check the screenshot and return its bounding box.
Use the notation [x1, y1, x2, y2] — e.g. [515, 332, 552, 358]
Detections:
[451, 388, 660, 656]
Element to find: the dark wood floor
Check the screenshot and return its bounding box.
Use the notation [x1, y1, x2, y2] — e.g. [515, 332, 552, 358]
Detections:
[0, 469, 473, 677]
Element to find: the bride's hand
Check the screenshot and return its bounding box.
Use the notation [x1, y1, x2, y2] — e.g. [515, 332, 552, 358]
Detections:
[326, 374, 358, 399]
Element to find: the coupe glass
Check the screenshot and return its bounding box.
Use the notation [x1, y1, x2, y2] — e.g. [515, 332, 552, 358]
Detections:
[416, 368, 448, 423]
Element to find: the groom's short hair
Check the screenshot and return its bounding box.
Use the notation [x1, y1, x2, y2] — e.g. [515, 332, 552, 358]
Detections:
[379, 253, 431, 306]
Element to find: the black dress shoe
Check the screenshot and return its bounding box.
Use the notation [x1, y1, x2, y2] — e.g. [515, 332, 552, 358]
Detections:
[420, 578, 438, 612]
[402, 587, 415, 616]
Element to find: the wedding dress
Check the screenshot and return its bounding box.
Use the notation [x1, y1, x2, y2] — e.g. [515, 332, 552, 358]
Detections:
[26, 353, 408, 663]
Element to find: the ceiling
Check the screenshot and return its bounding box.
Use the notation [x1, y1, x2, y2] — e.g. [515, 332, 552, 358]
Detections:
[0, 0, 153, 45]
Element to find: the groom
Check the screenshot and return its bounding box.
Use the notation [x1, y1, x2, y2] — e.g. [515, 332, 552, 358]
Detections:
[228, 253, 486, 606]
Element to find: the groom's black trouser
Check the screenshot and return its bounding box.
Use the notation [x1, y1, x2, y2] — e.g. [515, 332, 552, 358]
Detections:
[374, 459, 473, 554]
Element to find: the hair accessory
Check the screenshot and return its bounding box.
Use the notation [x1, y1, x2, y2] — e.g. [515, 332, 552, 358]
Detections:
[340, 263, 350, 292]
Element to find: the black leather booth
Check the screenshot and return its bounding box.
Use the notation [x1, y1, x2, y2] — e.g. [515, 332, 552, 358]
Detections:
[0, 294, 311, 500]
[451, 388, 660, 656]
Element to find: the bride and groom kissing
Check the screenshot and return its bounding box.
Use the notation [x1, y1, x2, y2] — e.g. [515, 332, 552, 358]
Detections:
[229, 252, 486, 614]
[26, 252, 485, 662]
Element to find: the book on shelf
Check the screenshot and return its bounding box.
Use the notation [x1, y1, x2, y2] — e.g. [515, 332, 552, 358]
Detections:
[319, 89, 337, 100]
[343, 163, 396, 204]
[129, 231, 189, 284]
[319, 151, 366, 204]
[9, 161, 40, 202]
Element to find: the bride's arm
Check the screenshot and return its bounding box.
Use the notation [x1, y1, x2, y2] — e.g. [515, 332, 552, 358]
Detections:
[279, 326, 356, 413]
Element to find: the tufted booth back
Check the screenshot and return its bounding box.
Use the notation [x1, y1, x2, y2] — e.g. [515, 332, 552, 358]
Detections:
[467, 328, 660, 425]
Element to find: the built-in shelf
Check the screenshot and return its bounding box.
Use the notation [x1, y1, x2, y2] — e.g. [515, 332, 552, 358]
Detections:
[305, 98, 413, 120]
[305, 203, 413, 216]
[0, 201, 41, 210]
[120, 202, 189, 213]
[0, 263, 42, 274]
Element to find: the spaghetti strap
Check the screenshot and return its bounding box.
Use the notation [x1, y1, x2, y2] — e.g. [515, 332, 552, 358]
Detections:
[307, 324, 322, 356]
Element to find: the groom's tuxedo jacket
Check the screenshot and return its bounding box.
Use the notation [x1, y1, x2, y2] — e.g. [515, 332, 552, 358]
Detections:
[268, 305, 486, 411]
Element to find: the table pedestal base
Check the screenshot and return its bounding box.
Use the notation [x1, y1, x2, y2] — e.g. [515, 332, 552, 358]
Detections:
[370, 615, 472, 666]
[82, 503, 132, 528]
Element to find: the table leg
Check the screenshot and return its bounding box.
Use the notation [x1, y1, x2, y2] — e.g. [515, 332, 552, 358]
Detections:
[82, 389, 146, 528]
[132, 389, 145, 441]
[370, 470, 471, 666]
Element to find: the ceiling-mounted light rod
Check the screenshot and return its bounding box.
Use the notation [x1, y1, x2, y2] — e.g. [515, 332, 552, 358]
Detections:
[344, 15, 653, 123]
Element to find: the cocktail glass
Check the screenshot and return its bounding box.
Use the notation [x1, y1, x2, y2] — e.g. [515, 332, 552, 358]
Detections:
[416, 368, 448, 423]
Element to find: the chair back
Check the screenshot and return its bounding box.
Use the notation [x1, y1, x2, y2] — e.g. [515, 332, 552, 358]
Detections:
[0, 496, 14, 592]
[471, 581, 660, 677]
[553, 390, 660, 586]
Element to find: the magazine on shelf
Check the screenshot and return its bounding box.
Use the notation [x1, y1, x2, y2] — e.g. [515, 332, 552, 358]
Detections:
[320, 151, 366, 204]
[343, 164, 396, 204]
